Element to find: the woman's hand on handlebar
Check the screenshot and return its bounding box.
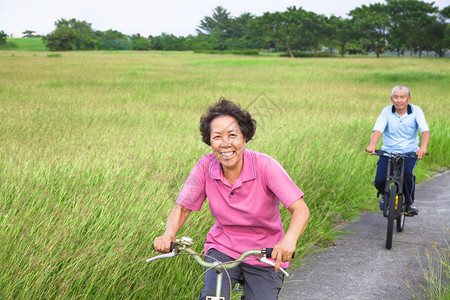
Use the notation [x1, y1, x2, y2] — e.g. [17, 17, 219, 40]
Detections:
[271, 239, 296, 273]
[154, 204, 192, 253]
[153, 235, 175, 253]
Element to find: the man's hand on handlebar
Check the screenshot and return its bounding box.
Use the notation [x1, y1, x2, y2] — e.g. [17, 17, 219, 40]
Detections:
[366, 145, 376, 154]
[416, 147, 427, 160]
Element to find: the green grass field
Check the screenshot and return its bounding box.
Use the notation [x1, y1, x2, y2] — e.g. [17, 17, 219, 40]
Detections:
[0, 51, 449, 299]
[1, 37, 48, 51]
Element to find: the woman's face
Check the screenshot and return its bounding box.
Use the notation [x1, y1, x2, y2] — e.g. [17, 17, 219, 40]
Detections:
[210, 115, 246, 171]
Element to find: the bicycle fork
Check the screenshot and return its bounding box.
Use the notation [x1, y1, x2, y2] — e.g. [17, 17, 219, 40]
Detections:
[383, 156, 405, 217]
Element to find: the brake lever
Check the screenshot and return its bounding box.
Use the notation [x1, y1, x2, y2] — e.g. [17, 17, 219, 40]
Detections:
[147, 238, 191, 263]
[259, 257, 289, 277]
[146, 251, 177, 263]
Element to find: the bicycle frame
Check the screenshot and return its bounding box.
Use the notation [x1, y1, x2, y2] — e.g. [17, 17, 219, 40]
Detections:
[382, 152, 405, 219]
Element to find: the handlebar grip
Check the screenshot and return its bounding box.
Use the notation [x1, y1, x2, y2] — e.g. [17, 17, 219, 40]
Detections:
[152, 242, 178, 252]
[170, 242, 178, 252]
[265, 248, 295, 259]
[265, 248, 274, 258]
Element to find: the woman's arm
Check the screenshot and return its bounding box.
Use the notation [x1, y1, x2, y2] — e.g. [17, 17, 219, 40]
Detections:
[272, 198, 310, 272]
[153, 204, 192, 253]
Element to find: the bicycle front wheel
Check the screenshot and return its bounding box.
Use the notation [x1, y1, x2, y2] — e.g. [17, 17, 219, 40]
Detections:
[386, 185, 397, 249]
[396, 195, 405, 232]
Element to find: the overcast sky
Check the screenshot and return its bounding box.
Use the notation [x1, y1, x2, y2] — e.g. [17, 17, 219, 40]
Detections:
[1, 0, 448, 37]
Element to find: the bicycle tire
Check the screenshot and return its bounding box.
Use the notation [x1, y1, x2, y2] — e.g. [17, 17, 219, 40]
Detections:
[386, 185, 396, 249]
[383, 193, 389, 218]
[396, 194, 405, 232]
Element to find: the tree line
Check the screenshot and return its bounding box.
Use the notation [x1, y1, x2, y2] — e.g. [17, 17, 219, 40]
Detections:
[3, 0, 449, 57]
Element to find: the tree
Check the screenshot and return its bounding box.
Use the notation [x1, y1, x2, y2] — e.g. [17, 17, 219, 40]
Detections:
[226, 12, 255, 49]
[148, 33, 187, 51]
[57, 19, 96, 50]
[187, 34, 213, 51]
[160, 33, 187, 50]
[197, 6, 232, 49]
[386, 0, 438, 57]
[42, 26, 78, 51]
[0, 30, 7, 45]
[96, 30, 130, 50]
[254, 7, 308, 57]
[148, 35, 163, 50]
[43, 18, 97, 51]
[22, 30, 38, 38]
[350, 3, 390, 58]
[329, 17, 357, 57]
[439, 6, 450, 57]
[322, 16, 339, 54]
[425, 18, 447, 57]
[300, 11, 331, 57]
[425, 6, 450, 57]
[246, 15, 276, 51]
[131, 34, 150, 50]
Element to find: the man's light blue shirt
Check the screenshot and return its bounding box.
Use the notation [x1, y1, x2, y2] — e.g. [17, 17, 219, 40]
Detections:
[373, 104, 429, 153]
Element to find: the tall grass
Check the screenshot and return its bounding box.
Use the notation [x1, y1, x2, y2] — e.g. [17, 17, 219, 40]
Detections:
[405, 229, 450, 299]
[0, 51, 449, 299]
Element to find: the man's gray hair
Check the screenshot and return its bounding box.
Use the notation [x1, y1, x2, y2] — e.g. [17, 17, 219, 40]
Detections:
[391, 85, 411, 97]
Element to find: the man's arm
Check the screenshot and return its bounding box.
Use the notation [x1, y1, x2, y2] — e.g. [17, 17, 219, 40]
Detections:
[366, 130, 383, 154]
[272, 198, 310, 272]
[153, 204, 192, 253]
[416, 130, 430, 160]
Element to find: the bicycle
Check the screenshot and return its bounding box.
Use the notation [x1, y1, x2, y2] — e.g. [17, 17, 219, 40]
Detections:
[146, 236, 292, 300]
[371, 150, 428, 249]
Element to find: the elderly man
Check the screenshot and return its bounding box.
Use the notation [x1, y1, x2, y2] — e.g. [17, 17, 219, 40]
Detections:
[366, 85, 430, 215]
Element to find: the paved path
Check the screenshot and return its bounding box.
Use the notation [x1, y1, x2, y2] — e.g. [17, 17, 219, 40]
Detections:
[280, 170, 449, 300]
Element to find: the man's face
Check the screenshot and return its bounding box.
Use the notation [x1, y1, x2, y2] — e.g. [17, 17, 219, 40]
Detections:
[210, 115, 246, 171]
[390, 88, 411, 113]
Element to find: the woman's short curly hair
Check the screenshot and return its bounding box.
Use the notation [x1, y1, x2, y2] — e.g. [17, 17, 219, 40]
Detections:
[200, 98, 256, 146]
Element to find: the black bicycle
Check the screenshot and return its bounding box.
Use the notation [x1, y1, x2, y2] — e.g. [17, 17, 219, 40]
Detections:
[371, 150, 428, 249]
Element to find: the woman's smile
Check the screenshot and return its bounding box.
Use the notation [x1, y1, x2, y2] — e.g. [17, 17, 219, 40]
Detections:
[220, 150, 235, 159]
[210, 115, 246, 172]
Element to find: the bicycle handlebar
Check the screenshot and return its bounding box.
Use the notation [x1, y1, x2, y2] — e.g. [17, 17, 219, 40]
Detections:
[369, 150, 429, 158]
[147, 237, 292, 277]
[265, 248, 295, 259]
[165, 241, 295, 260]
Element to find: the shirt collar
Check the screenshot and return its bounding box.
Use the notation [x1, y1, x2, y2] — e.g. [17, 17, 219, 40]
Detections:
[392, 104, 412, 115]
[209, 149, 256, 182]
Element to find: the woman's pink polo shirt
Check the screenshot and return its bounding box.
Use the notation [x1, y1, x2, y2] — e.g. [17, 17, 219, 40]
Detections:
[176, 149, 304, 268]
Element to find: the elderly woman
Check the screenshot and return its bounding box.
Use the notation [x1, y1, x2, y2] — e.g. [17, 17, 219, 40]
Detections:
[153, 98, 309, 300]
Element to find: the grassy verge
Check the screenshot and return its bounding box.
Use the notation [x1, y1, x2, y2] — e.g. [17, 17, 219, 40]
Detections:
[0, 51, 449, 299]
[405, 228, 449, 299]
